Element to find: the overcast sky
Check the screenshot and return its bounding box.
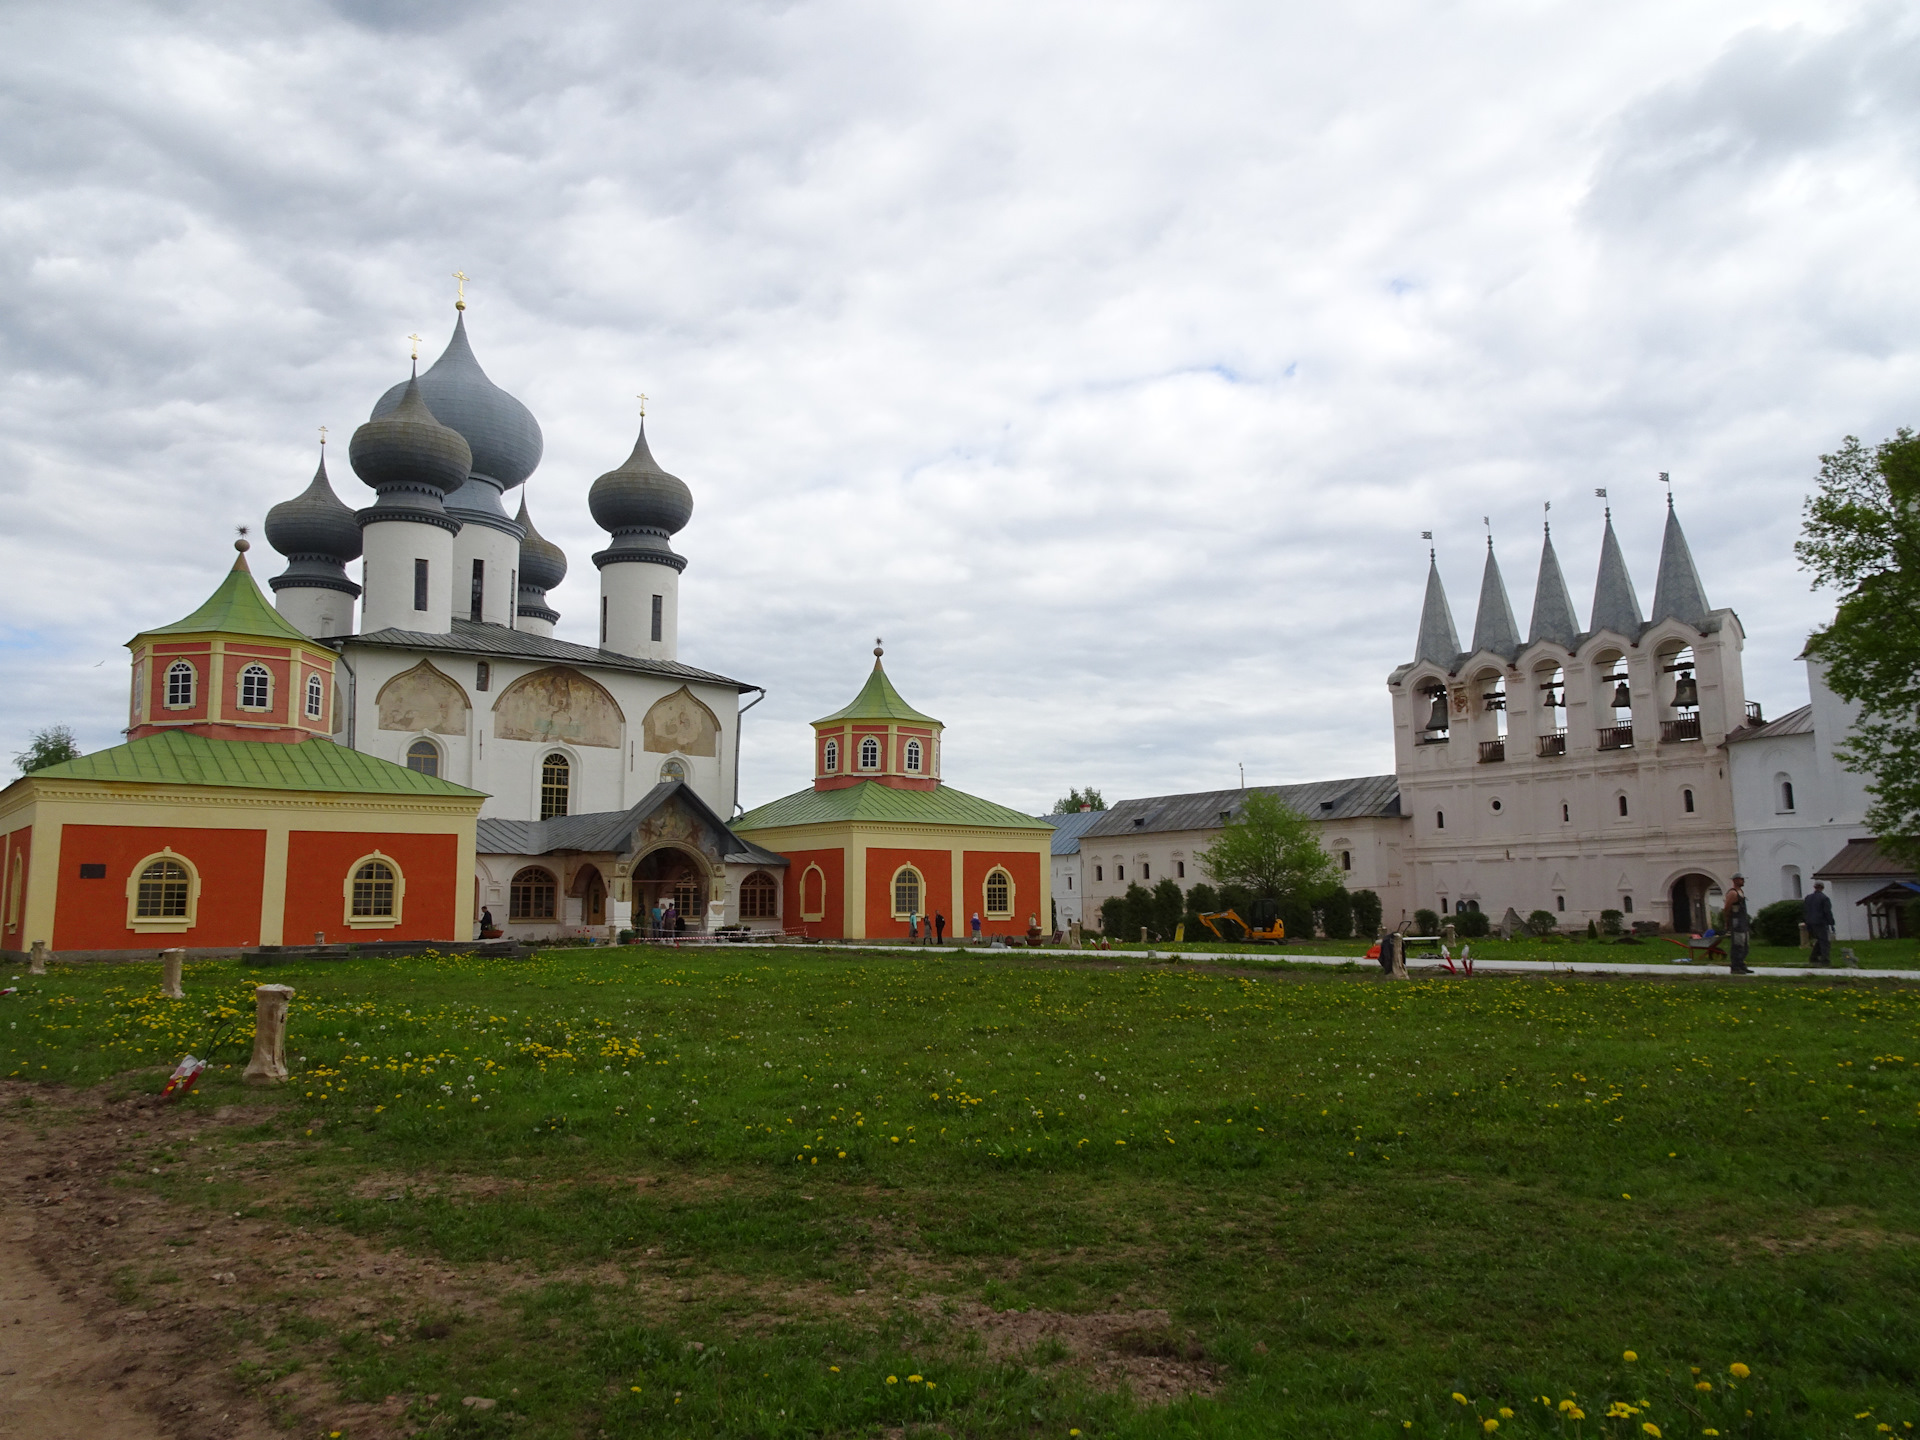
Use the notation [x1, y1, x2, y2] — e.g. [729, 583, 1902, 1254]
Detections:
[3, 0, 1917, 812]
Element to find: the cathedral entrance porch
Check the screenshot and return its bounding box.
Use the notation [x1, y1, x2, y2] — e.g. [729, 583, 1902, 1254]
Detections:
[634, 845, 710, 935]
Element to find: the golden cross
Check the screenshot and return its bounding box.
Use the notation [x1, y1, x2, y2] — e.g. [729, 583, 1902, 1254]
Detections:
[408, 332, 423, 360]
[452, 270, 470, 309]
[637, 392, 648, 418]
[318, 424, 328, 446]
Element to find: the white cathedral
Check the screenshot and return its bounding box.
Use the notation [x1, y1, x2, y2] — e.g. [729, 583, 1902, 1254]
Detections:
[260, 299, 786, 940]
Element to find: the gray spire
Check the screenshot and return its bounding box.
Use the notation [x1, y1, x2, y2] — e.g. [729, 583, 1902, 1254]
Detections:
[1649, 494, 1710, 627]
[1527, 522, 1580, 649]
[1470, 538, 1520, 657]
[1588, 509, 1643, 638]
[1413, 552, 1462, 667]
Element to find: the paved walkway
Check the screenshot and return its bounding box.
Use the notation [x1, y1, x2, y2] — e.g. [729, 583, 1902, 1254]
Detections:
[843, 942, 1920, 982]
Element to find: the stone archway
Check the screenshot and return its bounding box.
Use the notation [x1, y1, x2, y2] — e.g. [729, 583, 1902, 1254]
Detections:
[568, 864, 607, 927]
[1669, 872, 1717, 934]
[632, 845, 715, 934]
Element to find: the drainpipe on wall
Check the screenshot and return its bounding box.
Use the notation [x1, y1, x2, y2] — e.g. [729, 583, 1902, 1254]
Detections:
[334, 647, 358, 751]
[732, 686, 766, 818]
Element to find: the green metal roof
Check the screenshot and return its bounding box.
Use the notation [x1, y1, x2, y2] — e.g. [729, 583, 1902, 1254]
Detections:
[735, 781, 1052, 833]
[136, 555, 316, 646]
[812, 662, 942, 727]
[22, 730, 484, 798]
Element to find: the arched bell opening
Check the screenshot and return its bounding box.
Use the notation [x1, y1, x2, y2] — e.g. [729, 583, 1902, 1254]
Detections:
[1532, 660, 1567, 756]
[1472, 667, 1507, 762]
[1656, 640, 1701, 743]
[1593, 649, 1632, 751]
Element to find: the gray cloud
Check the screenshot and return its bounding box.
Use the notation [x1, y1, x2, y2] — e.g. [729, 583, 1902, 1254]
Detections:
[1, 0, 1914, 812]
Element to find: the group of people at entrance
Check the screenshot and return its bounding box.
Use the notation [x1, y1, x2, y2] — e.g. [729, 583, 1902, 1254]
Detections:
[905, 911, 984, 943]
[1720, 875, 1837, 974]
[646, 900, 689, 940]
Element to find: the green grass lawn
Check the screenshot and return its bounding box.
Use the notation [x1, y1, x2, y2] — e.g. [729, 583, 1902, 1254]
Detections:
[1080, 934, 1920, 971]
[5, 947, 1919, 1438]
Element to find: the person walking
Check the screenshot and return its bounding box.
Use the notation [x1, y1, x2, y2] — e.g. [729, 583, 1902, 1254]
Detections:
[478, 905, 494, 940]
[934, 911, 946, 945]
[970, 911, 981, 943]
[909, 912, 920, 943]
[1724, 874, 1753, 974]
[1804, 880, 1836, 967]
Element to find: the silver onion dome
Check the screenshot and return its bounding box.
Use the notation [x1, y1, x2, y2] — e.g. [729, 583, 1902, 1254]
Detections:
[349, 374, 472, 515]
[265, 453, 362, 563]
[588, 423, 692, 571]
[516, 496, 568, 592]
[372, 312, 542, 492]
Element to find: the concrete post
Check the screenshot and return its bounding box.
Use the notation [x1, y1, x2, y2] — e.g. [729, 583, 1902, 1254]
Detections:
[160, 948, 185, 999]
[1389, 932, 1408, 980]
[1068, 920, 1082, 949]
[243, 984, 296, 1084]
[1140, 927, 1149, 945]
[28, 940, 47, 976]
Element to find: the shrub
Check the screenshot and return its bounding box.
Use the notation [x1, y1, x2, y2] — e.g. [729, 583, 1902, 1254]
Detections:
[1599, 908, 1624, 937]
[1525, 909, 1560, 937]
[1350, 889, 1382, 937]
[1586, 918, 1599, 939]
[1754, 898, 1804, 947]
[1318, 887, 1354, 940]
[1275, 895, 1313, 940]
[1414, 908, 1440, 936]
[1454, 908, 1490, 938]
[1150, 879, 1185, 939]
[1098, 895, 1127, 934]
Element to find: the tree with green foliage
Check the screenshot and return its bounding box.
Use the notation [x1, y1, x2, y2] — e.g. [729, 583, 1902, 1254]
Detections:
[1051, 787, 1106, 814]
[1454, 908, 1490, 939]
[1414, 908, 1440, 936]
[1195, 790, 1338, 904]
[1350, 889, 1382, 938]
[1525, 909, 1560, 937]
[1753, 898, 1805, 948]
[1317, 886, 1353, 940]
[1149, 878, 1185, 939]
[1798, 429, 1920, 866]
[13, 725, 80, 776]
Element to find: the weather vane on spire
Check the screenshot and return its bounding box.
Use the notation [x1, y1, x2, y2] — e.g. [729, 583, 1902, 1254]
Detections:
[452, 271, 470, 310]
[1659, 471, 1673, 507]
[874, 636, 884, 659]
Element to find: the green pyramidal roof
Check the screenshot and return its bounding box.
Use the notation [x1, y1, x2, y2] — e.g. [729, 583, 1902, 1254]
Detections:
[813, 661, 941, 727]
[735, 780, 1051, 832]
[136, 552, 316, 646]
[22, 730, 484, 798]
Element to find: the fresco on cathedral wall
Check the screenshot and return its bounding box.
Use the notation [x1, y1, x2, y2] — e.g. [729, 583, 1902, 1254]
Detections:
[492, 667, 623, 748]
[642, 686, 720, 756]
[629, 793, 725, 867]
[375, 661, 470, 736]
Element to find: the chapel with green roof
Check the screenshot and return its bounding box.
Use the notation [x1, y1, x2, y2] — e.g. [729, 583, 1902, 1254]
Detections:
[733, 644, 1052, 941]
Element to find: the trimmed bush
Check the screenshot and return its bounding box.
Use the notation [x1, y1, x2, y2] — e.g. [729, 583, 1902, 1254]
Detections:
[1454, 908, 1490, 938]
[1526, 909, 1560, 937]
[1754, 898, 1804, 947]
[1414, 908, 1440, 936]
[1351, 889, 1383, 938]
[1599, 908, 1624, 937]
[1319, 887, 1354, 940]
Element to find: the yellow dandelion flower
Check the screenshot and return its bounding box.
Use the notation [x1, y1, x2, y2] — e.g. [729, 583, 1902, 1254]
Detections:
[829, 1366, 839, 1372]
[1695, 1381, 1712, 1392]
[1623, 1350, 1638, 1362]
[1498, 1408, 1514, 1419]
[886, 1375, 898, 1385]
[1728, 1362, 1750, 1379]
[1453, 1392, 1469, 1405]
[1643, 1425, 1662, 1438]
[908, 1375, 922, 1383]
[1483, 1420, 1499, 1433]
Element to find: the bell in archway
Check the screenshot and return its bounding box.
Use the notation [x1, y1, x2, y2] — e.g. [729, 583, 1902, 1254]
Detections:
[1671, 670, 1698, 709]
[1611, 679, 1631, 709]
[1424, 691, 1450, 732]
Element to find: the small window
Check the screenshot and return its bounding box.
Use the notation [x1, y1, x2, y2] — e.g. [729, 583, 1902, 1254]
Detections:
[659, 757, 688, 784]
[406, 739, 440, 777]
[414, 557, 430, 612]
[1490, 798, 1503, 813]
[1116, 864, 1124, 882]
[351, 859, 396, 917]
[892, 866, 922, 917]
[476, 661, 490, 692]
[1781, 780, 1796, 812]
[1623, 895, 1634, 914]
[1790, 870, 1804, 898]
[1556, 895, 1566, 912]
[1340, 850, 1351, 872]
[166, 661, 195, 708]
[823, 739, 839, 773]
[985, 868, 1012, 916]
[305, 672, 324, 719]
[859, 736, 880, 769]
[1094, 865, 1103, 882]
[651, 594, 663, 643]
[540, 752, 570, 819]
[1561, 802, 1570, 822]
[1177, 860, 1186, 878]
[135, 858, 190, 918]
[1441, 898, 1451, 914]
[1683, 788, 1695, 813]
[238, 663, 271, 710]
[510, 867, 557, 920]
[1067, 875, 1074, 890]
[600, 596, 608, 645]
[78, 863, 106, 879]
[1436, 811, 1445, 830]
[740, 871, 779, 919]
[1142, 862, 1150, 880]
[470, 558, 485, 622]
[1617, 795, 1629, 817]
[904, 739, 922, 772]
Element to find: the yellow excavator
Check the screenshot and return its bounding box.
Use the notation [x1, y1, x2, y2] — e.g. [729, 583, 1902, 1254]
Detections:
[1196, 910, 1285, 943]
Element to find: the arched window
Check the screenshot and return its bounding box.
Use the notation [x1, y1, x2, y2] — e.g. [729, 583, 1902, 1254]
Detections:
[1436, 811, 1445, 830]
[1341, 850, 1352, 871]
[305, 672, 324, 719]
[1556, 895, 1566, 911]
[740, 871, 779, 919]
[859, 736, 880, 769]
[1561, 802, 1570, 823]
[238, 663, 271, 710]
[1780, 779, 1796, 812]
[904, 739, 922, 773]
[822, 739, 839, 773]
[540, 752, 570, 819]
[1785, 867, 1803, 899]
[510, 867, 557, 920]
[406, 739, 440, 777]
[800, 864, 827, 921]
[135, 858, 190, 918]
[1094, 865, 1103, 882]
[1617, 795, 1629, 817]
[984, 867, 1012, 917]
[1683, 788, 1695, 813]
[166, 661, 196, 708]
[351, 860, 396, 917]
[659, 757, 688, 784]
[891, 866, 922, 918]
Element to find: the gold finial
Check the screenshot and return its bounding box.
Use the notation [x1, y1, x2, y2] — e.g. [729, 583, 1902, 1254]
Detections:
[234, 524, 251, 555]
[318, 424, 328, 446]
[408, 332, 423, 361]
[637, 392, 648, 419]
[452, 270, 470, 310]
[874, 636, 884, 659]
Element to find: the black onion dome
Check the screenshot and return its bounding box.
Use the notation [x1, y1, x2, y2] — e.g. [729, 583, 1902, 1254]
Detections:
[265, 454, 362, 562]
[588, 423, 693, 537]
[373, 312, 542, 490]
[350, 375, 472, 496]
[515, 496, 568, 591]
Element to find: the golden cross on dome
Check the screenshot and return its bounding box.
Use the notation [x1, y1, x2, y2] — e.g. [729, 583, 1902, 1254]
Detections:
[637, 392, 648, 418]
[408, 333, 423, 360]
[452, 270, 470, 310]
[318, 424, 328, 446]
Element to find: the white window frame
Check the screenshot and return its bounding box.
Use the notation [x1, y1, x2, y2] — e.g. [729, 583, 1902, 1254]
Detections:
[904, 738, 922, 773]
[237, 662, 272, 712]
[405, 737, 442, 777]
[859, 735, 880, 770]
[983, 866, 1014, 920]
[124, 848, 201, 933]
[822, 738, 838, 773]
[305, 672, 324, 719]
[800, 863, 827, 922]
[343, 850, 406, 929]
[164, 661, 196, 710]
[890, 865, 923, 919]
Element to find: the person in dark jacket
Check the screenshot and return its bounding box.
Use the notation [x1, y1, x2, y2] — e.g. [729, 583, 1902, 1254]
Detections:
[1724, 875, 1753, 974]
[1803, 881, 1836, 967]
[479, 905, 494, 939]
[934, 912, 947, 945]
